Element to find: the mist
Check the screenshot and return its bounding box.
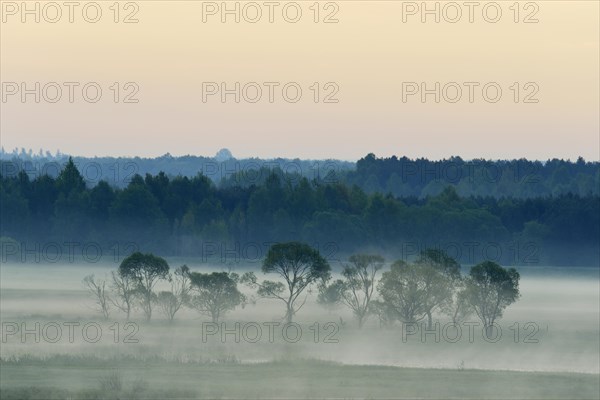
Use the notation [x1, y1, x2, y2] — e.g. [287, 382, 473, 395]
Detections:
[1, 259, 598, 399]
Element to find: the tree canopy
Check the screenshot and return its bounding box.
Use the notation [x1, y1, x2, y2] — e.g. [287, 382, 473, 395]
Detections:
[188, 271, 245, 323]
[118, 252, 170, 320]
[244, 242, 330, 322]
[465, 261, 520, 333]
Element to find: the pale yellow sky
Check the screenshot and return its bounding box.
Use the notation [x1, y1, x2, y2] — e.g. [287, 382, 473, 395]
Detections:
[1, 0, 598, 160]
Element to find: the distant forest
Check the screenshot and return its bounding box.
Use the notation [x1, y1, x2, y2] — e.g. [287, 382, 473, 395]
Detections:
[1, 156, 598, 266]
[1, 151, 598, 198]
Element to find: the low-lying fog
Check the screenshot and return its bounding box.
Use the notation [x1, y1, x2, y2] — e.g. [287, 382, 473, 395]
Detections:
[1, 262, 599, 374]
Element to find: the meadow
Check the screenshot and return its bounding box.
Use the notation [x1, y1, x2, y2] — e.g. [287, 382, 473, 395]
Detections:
[1, 261, 599, 399]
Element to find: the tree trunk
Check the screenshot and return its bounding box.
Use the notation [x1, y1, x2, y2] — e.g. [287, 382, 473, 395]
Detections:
[357, 313, 365, 329]
[452, 304, 459, 325]
[142, 292, 152, 321]
[485, 319, 496, 338]
[427, 311, 432, 330]
[285, 303, 293, 323]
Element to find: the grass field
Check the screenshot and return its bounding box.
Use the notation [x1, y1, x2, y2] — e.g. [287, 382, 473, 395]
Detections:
[2, 357, 599, 399]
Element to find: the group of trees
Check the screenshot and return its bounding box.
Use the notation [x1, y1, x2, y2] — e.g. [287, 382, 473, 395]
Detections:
[345, 154, 599, 198]
[84, 244, 521, 334]
[2, 158, 598, 265]
[84, 252, 245, 323]
[318, 248, 520, 333]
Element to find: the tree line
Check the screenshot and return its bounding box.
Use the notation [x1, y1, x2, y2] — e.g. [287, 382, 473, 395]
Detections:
[84, 244, 521, 335]
[3, 152, 597, 198]
[1, 158, 598, 265]
[345, 153, 599, 198]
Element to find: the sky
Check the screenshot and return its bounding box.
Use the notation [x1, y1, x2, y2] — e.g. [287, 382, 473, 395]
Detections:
[1, 0, 599, 161]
